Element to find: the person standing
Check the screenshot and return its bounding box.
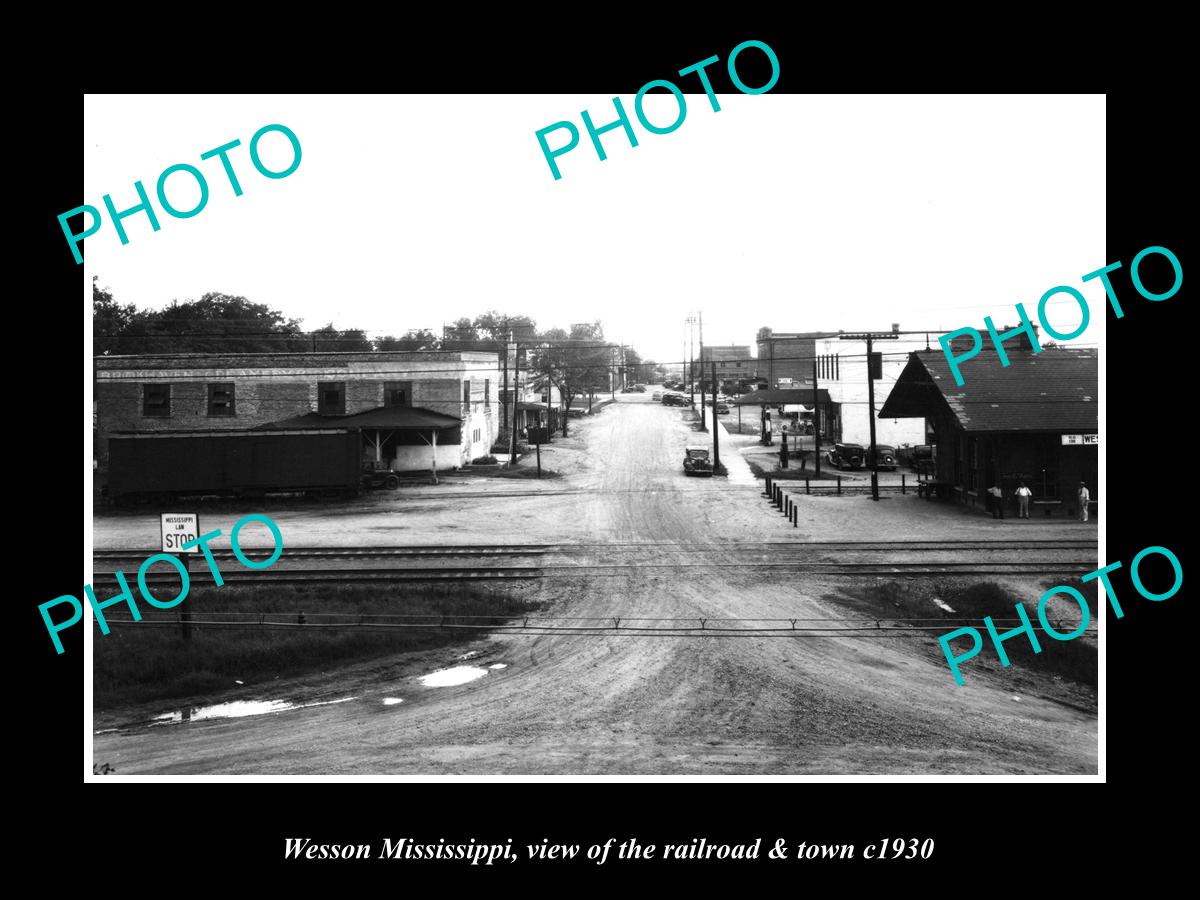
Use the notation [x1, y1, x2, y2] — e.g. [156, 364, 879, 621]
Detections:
[1015, 482, 1033, 519]
[987, 484, 1004, 519]
[1078, 481, 1091, 521]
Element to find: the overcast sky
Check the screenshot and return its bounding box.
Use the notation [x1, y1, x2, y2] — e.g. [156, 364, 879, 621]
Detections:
[83, 94, 1105, 365]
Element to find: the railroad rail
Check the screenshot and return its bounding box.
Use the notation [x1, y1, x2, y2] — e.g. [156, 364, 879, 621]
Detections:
[91, 538, 1098, 586]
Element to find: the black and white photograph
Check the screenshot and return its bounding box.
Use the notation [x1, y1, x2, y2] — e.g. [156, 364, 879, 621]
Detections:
[74, 86, 1123, 780]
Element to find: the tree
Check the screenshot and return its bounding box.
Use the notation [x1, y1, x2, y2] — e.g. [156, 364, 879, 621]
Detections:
[310, 323, 374, 352]
[94, 292, 312, 354]
[375, 328, 440, 351]
[473, 311, 538, 348]
[92, 278, 137, 356]
[530, 322, 612, 436]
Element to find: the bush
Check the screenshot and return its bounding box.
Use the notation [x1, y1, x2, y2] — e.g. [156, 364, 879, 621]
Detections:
[471, 455, 498, 465]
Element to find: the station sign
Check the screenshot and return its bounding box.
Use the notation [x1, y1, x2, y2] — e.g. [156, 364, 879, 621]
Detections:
[1061, 434, 1099, 446]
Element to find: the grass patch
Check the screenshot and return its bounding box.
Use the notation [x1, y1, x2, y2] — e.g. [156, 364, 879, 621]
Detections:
[94, 583, 541, 710]
[831, 578, 1097, 686]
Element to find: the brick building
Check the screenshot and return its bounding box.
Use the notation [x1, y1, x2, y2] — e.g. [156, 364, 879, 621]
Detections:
[755, 328, 839, 387]
[94, 350, 501, 470]
[699, 344, 754, 385]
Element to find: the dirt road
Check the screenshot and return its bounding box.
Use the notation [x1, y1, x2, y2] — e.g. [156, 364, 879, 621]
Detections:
[93, 397, 1097, 774]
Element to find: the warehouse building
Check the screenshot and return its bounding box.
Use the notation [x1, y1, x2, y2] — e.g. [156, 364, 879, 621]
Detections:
[879, 347, 1098, 516]
[93, 350, 501, 471]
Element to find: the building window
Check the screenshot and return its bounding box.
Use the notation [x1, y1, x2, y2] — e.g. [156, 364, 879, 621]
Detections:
[484, 378, 490, 407]
[384, 381, 412, 407]
[207, 383, 235, 417]
[463, 379, 472, 404]
[318, 381, 345, 415]
[142, 384, 171, 417]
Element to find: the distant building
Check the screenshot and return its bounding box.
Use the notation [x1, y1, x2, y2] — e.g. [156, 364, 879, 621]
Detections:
[812, 334, 929, 448]
[880, 347, 1098, 514]
[94, 350, 501, 470]
[699, 344, 753, 383]
[756, 328, 839, 387]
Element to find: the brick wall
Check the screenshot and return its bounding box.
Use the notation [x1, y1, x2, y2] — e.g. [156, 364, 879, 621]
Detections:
[94, 351, 502, 469]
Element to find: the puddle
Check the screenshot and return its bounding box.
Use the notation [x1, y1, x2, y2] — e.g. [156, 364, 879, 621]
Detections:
[419, 665, 489, 687]
[151, 696, 356, 726]
[932, 597, 956, 613]
[382, 697, 404, 706]
[488, 663, 508, 670]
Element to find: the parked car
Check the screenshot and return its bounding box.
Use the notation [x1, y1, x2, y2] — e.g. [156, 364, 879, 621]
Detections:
[828, 442, 865, 470]
[715, 402, 730, 414]
[866, 444, 897, 470]
[633, 384, 646, 392]
[651, 391, 662, 400]
[361, 463, 401, 490]
[683, 446, 714, 476]
[664, 394, 689, 407]
[898, 444, 935, 470]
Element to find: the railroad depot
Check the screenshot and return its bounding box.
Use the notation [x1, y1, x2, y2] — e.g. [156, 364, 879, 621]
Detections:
[879, 346, 1098, 516]
[94, 350, 503, 477]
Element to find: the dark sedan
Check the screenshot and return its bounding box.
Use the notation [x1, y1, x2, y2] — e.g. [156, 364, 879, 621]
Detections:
[828, 442, 865, 470]
[866, 444, 897, 471]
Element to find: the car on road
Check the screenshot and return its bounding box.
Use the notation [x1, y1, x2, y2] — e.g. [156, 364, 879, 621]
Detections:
[866, 444, 897, 470]
[715, 401, 730, 414]
[828, 442, 865, 470]
[663, 393, 689, 407]
[651, 391, 662, 400]
[683, 446, 714, 476]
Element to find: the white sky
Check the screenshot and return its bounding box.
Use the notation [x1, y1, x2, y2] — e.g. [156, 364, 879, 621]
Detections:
[83, 94, 1106, 365]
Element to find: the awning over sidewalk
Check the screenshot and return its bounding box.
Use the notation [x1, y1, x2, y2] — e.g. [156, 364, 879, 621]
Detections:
[732, 389, 830, 406]
[258, 406, 461, 431]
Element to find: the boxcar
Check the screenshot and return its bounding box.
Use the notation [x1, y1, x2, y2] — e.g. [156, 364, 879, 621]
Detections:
[106, 429, 362, 503]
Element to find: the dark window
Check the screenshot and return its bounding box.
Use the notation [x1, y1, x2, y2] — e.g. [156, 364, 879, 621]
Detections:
[484, 379, 490, 407]
[384, 381, 412, 407]
[142, 384, 171, 417]
[318, 381, 345, 415]
[207, 383, 235, 417]
[463, 379, 472, 404]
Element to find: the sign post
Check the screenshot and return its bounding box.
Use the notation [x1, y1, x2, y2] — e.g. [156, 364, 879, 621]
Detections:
[160, 513, 199, 641]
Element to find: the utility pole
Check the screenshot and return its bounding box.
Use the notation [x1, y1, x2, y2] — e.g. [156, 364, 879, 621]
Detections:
[839, 332, 899, 502]
[711, 360, 720, 474]
[812, 359, 822, 478]
[685, 315, 696, 410]
[509, 343, 520, 463]
[698, 310, 705, 430]
[501, 325, 510, 445]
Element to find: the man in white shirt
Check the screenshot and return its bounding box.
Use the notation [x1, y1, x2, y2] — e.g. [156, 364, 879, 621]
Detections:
[1078, 481, 1091, 521]
[1015, 482, 1033, 519]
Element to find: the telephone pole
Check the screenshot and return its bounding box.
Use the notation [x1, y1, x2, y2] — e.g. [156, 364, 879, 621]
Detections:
[685, 315, 696, 409]
[711, 360, 720, 473]
[839, 331, 899, 501]
[509, 342, 520, 462]
[812, 358, 822, 478]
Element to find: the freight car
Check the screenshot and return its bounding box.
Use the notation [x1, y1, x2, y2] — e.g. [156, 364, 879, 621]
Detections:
[105, 429, 362, 504]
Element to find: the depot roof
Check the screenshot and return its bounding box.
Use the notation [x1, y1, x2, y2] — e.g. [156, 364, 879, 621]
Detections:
[879, 348, 1097, 433]
[258, 406, 461, 431]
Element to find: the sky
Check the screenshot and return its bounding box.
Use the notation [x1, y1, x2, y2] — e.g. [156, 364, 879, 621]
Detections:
[83, 94, 1106, 365]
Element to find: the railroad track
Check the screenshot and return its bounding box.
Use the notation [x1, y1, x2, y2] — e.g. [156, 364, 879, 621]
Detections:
[91, 539, 1098, 585]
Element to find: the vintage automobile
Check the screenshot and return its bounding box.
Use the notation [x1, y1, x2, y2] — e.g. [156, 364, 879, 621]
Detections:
[828, 442, 865, 470]
[715, 401, 730, 414]
[683, 445, 714, 476]
[361, 463, 401, 490]
[651, 391, 662, 400]
[663, 392, 689, 406]
[866, 444, 897, 470]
